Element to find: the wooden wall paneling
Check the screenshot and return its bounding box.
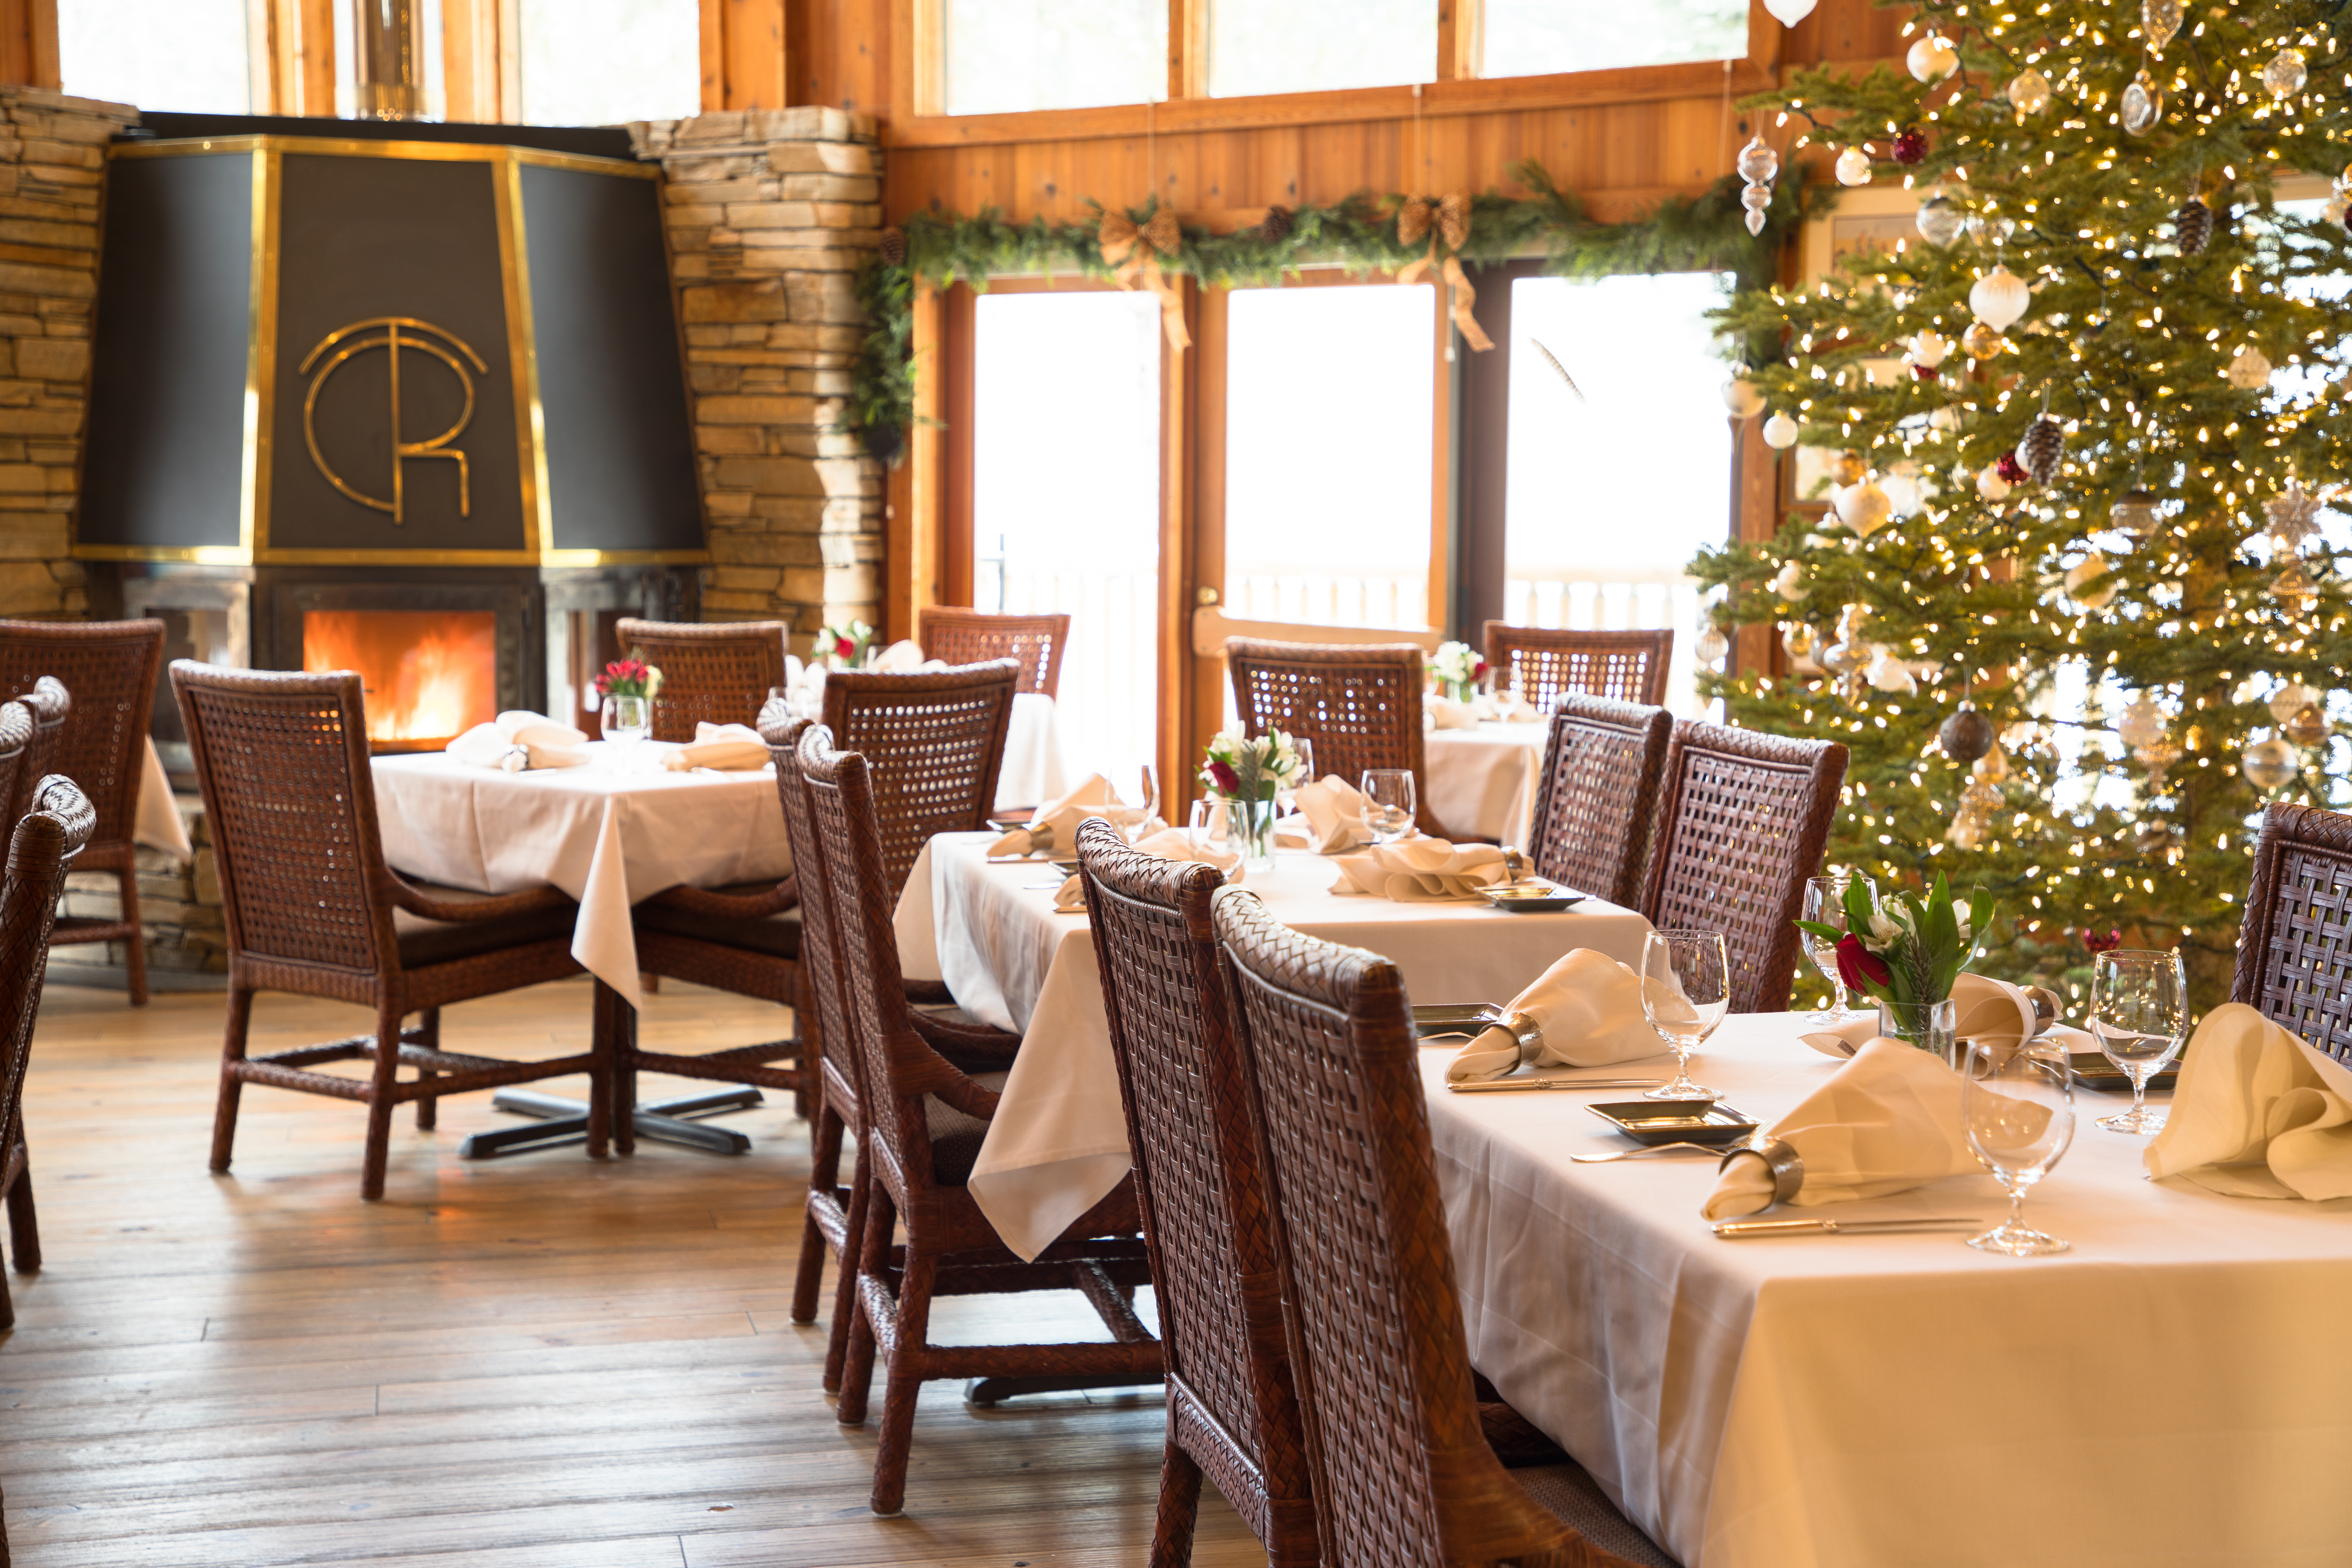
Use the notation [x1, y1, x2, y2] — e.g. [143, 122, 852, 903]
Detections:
[890, 280, 948, 640]
[941, 279, 974, 607]
[785, 0, 885, 113]
[0, 0, 55, 90]
[251, 0, 337, 117]
[1186, 281, 1231, 777]
[1157, 274, 1196, 810]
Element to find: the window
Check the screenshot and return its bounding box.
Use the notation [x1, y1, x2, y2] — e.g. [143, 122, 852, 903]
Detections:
[59, 0, 250, 114]
[1500, 272, 1733, 714]
[1224, 282, 1435, 629]
[1480, 0, 1750, 78]
[943, 0, 1167, 115]
[1209, 0, 1435, 98]
[973, 289, 1163, 791]
[519, 0, 700, 126]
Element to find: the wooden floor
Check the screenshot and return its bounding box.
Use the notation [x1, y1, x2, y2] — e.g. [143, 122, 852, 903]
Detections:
[0, 976, 1269, 1567]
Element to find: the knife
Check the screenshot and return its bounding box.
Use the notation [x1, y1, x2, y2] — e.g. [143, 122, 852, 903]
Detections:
[1713, 1216, 1984, 1238]
[1447, 1077, 1670, 1093]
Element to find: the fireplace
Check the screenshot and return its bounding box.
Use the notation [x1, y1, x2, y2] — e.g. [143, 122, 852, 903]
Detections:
[302, 610, 498, 751]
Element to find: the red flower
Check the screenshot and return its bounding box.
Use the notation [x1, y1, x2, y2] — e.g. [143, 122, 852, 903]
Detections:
[834, 634, 855, 657]
[1834, 934, 1891, 992]
[1472, 660, 1489, 680]
[2082, 927, 2123, 953]
[1206, 760, 1241, 796]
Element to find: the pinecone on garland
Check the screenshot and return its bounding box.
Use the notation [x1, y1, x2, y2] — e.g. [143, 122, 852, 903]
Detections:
[1260, 204, 1294, 244]
[2173, 196, 2212, 257]
[878, 226, 908, 267]
[2018, 415, 2065, 484]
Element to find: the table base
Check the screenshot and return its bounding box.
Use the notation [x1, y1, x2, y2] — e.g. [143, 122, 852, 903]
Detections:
[458, 1086, 762, 1159]
[961, 1373, 1158, 1407]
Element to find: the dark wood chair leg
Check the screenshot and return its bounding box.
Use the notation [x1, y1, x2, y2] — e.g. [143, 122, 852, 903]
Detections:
[835, 1181, 891, 1427]
[210, 985, 253, 1175]
[821, 1139, 872, 1398]
[117, 863, 147, 1007]
[0, 1263, 14, 1332]
[868, 1247, 937, 1516]
[793, 1101, 844, 1323]
[1149, 1432, 1204, 1568]
[5, 1147, 38, 1274]
[358, 1001, 403, 1202]
[414, 1008, 440, 1129]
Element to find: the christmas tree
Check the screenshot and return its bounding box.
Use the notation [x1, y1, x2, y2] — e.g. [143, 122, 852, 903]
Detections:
[1695, 0, 2352, 1009]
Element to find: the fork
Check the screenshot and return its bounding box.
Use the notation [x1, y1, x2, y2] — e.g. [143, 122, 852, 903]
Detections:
[1569, 1142, 1729, 1163]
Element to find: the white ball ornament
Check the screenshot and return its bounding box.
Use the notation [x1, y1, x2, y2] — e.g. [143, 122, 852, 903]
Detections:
[1695, 626, 1730, 665]
[1911, 328, 1951, 369]
[1835, 481, 1893, 537]
[2226, 348, 2273, 391]
[1835, 146, 1874, 187]
[1976, 465, 2013, 502]
[1762, 411, 1800, 449]
[1968, 265, 2031, 332]
[2065, 552, 2116, 609]
[1906, 34, 1959, 83]
[1865, 646, 1920, 694]
[1762, 0, 1817, 23]
[2244, 737, 2299, 791]
[2269, 680, 2321, 723]
[2118, 694, 2166, 750]
[1881, 472, 1923, 518]
[1773, 560, 1812, 601]
[1722, 377, 1766, 419]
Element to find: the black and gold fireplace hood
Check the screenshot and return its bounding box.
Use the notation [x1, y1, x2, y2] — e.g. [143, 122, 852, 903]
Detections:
[76, 134, 708, 568]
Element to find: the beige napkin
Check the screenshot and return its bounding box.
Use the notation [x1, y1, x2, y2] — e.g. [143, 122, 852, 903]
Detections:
[1282, 774, 1370, 854]
[2143, 1002, 2352, 1200]
[447, 710, 590, 771]
[1703, 1039, 1979, 1219]
[872, 638, 926, 672]
[1132, 826, 1243, 881]
[990, 774, 1121, 856]
[1799, 974, 2053, 1059]
[1446, 949, 1663, 1082]
[659, 722, 770, 772]
[1427, 695, 1479, 730]
[1330, 837, 1506, 901]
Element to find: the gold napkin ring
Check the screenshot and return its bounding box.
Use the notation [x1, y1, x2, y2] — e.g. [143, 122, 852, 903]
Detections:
[1026, 823, 1056, 852]
[1721, 1137, 1804, 1207]
[1497, 1009, 1545, 1062]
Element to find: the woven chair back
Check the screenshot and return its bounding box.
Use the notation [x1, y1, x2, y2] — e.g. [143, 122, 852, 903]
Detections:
[1481, 624, 1672, 710]
[612, 618, 787, 743]
[1643, 720, 1848, 1014]
[1225, 637, 1428, 806]
[0, 619, 163, 850]
[1212, 888, 1587, 1568]
[1073, 817, 1313, 1544]
[917, 607, 1070, 697]
[820, 659, 1020, 902]
[0, 700, 34, 843]
[171, 664, 394, 978]
[1527, 695, 1673, 907]
[795, 724, 943, 1189]
[764, 702, 859, 1118]
[2231, 802, 2352, 1060]
[12, 678, 64, 827]
[0, 776, 90, 1157]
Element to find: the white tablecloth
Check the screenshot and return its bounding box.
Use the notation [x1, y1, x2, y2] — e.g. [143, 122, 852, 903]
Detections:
[133, 735, 193, 859]
[372, 743, 791, 1009]
[1426, 1012, 2352, 1568]
[895, 832, 1654, 1260]
[995, 691, 1069, 810]
[1425, 719, 1547, 845]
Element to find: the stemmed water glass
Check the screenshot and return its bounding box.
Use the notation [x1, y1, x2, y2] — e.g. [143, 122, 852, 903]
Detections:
[600, 693, 648, 754]
[1800, 873, 1866, 1024]
[1961, 1040, 2075, 1256]
[1359, 769, 1415, 844]
[2088, 947, 2187, 1134]
[1638, 929, 1728, 1100]
[1281, 738, 1316, 816]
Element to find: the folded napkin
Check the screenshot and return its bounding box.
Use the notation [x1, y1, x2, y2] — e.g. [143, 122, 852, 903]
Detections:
[1799, 974, 2060, 1059]
[1703, 1039, 1979, 1219]
[870, 638, 951, 674]
[1330, 837, 1506, 902]
[658, 722, 770, 772]
[1283, 774, 1371, 854]
[1445, 949, 1664, 1082]
[989, 774, 1121, 856]
[1427, 695, 1479, 730]
[2143, 1002, 2352, 1200]
[447, 710, 590, 771]
[1132, 825, 1242, 881]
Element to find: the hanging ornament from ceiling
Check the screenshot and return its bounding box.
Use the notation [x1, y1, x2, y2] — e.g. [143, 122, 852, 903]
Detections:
[2121, 69, 2165, 135]
[1916, 191, 1967, 246]
[2173, 196, 2212, 257]
[1722, 371, 1766, 419]
[2141, 0, 2182, 53]
[2065, 552, 2116, 608]
[2007, 67, 2052, 115]
[1736, 137, 1779, 237]
[1763, 411, 1800, 449]
[2264, 47, 2308, 98]
[1907, 33, 1960, 82]
[1976, 464, 2015, 502]
[2262, 481, 2322, 548]
[1962, 320, 2006, 358]
[2019, 412, 2065, 484]
[1940, 704, 1996, 764]
[2110, 488, 2164, 537]
[1968, 265, 2031, 331]
[1835, 146, 1874, 187]
[2243, 737, 2300, 790]
[2227, 346, 2274, 391]
[1891, 126, 1929, 166]
[1762, 0, 1817, 24]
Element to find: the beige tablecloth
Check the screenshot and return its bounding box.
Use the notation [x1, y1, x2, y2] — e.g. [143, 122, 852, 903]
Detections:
[995, 691, 1069, 810]
[133, 735, 193, 859]
[896, 831, 1654, 1259]
[1425, 719, 1547, 845]
[373, 744, 790, 1010]
[1426, 1012, 2352, 1568]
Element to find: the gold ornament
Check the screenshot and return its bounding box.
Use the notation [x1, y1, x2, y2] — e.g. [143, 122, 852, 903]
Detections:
[2272, 552, 2319, 609]
[1831, 449, 1869, 485]
[2227, 347, 2274, 391]
[1973, 743, 2010, 783]
[2243, 737, 2298, 790]
[2285, 704, 2331, 748]
[1962, 320, 2006, 358]
[2142, 0, 2183, 52]
[2007, 67, 2052, 115]
[2121, 69, 2165, 135]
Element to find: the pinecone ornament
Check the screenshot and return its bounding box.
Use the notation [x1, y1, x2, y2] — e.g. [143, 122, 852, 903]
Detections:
[2173, 196, 2212, 257]
[878, 226, 908, 267]
[1260, 204, 1294, 244]
[2018, 415, 2065, 484]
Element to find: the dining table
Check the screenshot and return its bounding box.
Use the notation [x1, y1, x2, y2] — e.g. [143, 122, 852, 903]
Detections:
[1427, 1011, 2352, 1568]
[894, 831, 1655, 1260]
[1424, 717, 1548, 846]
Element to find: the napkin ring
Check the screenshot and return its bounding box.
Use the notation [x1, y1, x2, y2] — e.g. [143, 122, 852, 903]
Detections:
[1495, 1008, 1546, 1063]
[1722, 1137, 1803, 1207]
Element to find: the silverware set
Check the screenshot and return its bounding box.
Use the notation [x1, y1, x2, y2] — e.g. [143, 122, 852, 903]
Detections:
[1446, 1076, 1668, 1094]
[1712, 1216, 1985, 1239]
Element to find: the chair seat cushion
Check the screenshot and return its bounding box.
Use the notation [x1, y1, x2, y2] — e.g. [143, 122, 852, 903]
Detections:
[925, 1072, 1010, 1186]
[633, 881, 802, 959]
[392, 885, 579, 969]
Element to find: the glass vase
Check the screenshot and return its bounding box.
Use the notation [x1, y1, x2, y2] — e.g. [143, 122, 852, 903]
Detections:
[1226, 793, 1278, 873]
[1878, 997, 1960, 1069]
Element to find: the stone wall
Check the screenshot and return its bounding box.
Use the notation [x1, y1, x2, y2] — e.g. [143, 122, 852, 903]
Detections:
[630, 108, 886, 647]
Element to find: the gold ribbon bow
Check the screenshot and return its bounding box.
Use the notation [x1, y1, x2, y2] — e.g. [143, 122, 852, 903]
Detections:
[1099, 207, 1191, 350]
[1394, 193, 1493, 352]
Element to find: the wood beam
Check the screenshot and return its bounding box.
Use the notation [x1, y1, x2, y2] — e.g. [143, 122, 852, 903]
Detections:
[444, 0, 519, 124]
[1436, 0, 1479, 82]
[889, 281, 948, 641]
[1167, 0, 1205, 101]
[0, 0, 56, 91]
[703, 0, 787, 112]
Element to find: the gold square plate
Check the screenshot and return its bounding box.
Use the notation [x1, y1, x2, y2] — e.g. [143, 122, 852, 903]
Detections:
[1480, 880, 1589, 913]
[2067, 1052, 2182, 1092]
[1586, 1099, 1757, 1146]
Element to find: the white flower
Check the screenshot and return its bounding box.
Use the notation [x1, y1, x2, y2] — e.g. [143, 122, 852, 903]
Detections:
[1867, 910, 1903, 947]
[1956, 919, 1972, 944]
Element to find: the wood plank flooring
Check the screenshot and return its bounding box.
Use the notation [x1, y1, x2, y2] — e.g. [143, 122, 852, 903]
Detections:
[1, 977, 1267, 1566]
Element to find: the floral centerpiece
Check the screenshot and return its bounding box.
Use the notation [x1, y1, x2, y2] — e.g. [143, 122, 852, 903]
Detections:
[1797, 872, 1994, 1060]
[593, 652, 664, 700]
[1430, 640, 1486, 702]
[1200, 726, 1303, 871]
[820, 617, 876, 668]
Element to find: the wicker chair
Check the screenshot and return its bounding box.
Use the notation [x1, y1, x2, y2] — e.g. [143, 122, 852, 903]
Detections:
[1074, 817, 1317, 1568]
[800, 725, 1160, 1517]
[0, 775, 92, 1335]
[1482, 625, 1673, 711]
[820, 658, 1020, 905]
[1642, 721, 1848, 1015]
[1211, 890, 1646, 1568]
[0, 619, 166, 1005]
[612, 617, 786, 743]
[1224, 637, 1445, 837]
[2230, 802, 2352, 1060]
[1527, 695, 1674, 907]
[9, 677, 63, 825]
[917, 607, 1070, 697]
[172, 664, 608, 1200]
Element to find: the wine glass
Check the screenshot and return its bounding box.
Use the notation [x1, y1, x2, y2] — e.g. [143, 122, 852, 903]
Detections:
[1800, 873, 1863, 1024]
[2088, 948, 2187, 1134]
[600, 693, 648, 751]
[1282, 738, 1317, 815]
[1128, 766, 1161, 842]
[1189, 798, 1222, 853]
[1638, 929, 1728, 1100]
[1359, 769, 1415, 844]
[1961, 1040, 2075, 1256]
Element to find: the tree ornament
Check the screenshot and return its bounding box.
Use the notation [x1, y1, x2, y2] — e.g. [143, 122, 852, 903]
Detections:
[1826, 449, 1864, 485]
[2065, 552, 2116, 608]
[1736, 136, 1778, 237]
[1835, 146, 1874, 187]
[1740, 182, 1771, 236]
[2173, 196, 2212, 257]
[1821, 635, 1870, 677]
[2121, 70, 2165, 135]
[2141, 0, 2182, 54]
[2285, 704, 2331, 748]
[1946, 808, 1989, 850]
[1976, 464, 2014, 502]
[2262, 481, 2321, 547]
[2136, 737, 2184, 776]
[2268, 680, 2320, 723]
[1780, 622, 1821, 671]
[2007, 67, 2052, 115]
[2270, 551, 2319, 608]
[1772, 560, 1812, 601]
[2243, 737, 2299, 791]
[2226, 347, 2273, 390]
[2335, 161, 2352, 196]
[1907, 33, 1959, 82]
[1762, 0, 1817, 24]
[1762, 411, 1800, 449]
[1722, 375, 1766, 419]
[1911, 328, 1950, 370]
[2110, 488, 2163, 537]
[1865, 646, 1918, 694]
[2118, 694, 2166, 751]
[1995, 450, 2029, 486]
[1916, 192, 1967, 246]
[1891, 126, 1928, 166]
[1962, 320, 2006, 358]
[1940, 704, 1996, 764]
[1969, 266, 2031, 332]
[1694, 626, 1730, 667]
[2263, 47, 2308, 99]
[877, 226, 908, 267]
[1835, 481, 1893, 536]
[2018, 414, 2065, 484]
[2136, 820, 2184, 855]
[1967, 214, 2018, 247]
[1259, 204, 1294, 244]
[1973, 742, 2010, 783]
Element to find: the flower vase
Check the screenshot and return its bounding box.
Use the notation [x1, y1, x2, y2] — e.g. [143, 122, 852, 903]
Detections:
[1226, 794, 1278, 873]
[1877, 997, 1960, 1069]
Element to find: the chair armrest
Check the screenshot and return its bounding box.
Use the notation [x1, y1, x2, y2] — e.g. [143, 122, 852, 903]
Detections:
[930, 1073, 1002, 1122]
[910, 1007, 1022, 1070]
[902, 976, 955, 1005]
[380, 873, 574, 924]
[647, 877, 798, 919]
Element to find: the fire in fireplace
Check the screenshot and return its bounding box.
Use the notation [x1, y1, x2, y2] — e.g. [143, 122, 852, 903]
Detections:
[302, 610, 497, 750]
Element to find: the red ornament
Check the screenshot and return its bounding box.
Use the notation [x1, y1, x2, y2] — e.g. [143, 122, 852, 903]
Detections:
[1834, 934, 1892, 992]
[1912, 363, 1939, 380]
[1995, 450, 2029, 486]
[1891, 126, 1928, 166]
